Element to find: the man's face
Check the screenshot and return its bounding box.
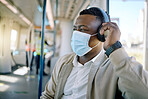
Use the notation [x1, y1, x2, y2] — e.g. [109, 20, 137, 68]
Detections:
[73, 15, 101, 47]
[74, 15, 101, 35]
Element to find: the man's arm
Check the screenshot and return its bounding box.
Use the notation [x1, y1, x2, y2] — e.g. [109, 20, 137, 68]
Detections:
[110, 48, 148, 98]
[101, 22, 148, 98]
[45, 40, 50, 46]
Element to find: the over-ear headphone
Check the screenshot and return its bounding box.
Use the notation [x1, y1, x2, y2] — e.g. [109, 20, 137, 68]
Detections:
[97, 8, 110, 42]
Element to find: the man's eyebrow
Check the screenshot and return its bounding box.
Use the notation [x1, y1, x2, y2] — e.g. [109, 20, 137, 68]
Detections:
[79, 25, 88, 28]
[73, 25, 77, 28]
[73, 25, 88, 28]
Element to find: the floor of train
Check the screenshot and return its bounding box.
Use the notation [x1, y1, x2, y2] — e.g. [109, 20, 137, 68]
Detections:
[0, 65, 50, 99]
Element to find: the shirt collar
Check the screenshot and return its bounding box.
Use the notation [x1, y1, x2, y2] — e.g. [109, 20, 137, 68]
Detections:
[73, 49, 103, 67]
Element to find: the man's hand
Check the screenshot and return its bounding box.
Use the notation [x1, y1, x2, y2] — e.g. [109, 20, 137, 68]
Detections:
[100, 22, 121, 50]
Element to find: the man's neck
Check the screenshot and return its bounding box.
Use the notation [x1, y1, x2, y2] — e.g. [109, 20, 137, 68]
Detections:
[78, 46, 102, 65]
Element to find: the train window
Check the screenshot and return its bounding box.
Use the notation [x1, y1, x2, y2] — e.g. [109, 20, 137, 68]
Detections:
[110, 0, 145, 65]
[10, 29, 18, 50]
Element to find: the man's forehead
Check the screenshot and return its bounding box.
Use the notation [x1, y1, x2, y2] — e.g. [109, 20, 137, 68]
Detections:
[75, 15, 100, 26]
[78, 14, 97, 19]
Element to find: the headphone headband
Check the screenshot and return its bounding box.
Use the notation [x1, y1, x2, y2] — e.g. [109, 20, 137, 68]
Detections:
[98, 8, 110, 23]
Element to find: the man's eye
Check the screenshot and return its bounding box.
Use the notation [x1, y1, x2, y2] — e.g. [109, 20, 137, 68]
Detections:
[80, 29, 88, 32]
[73, 28, 77, 31]
[80, 29, 84, 31]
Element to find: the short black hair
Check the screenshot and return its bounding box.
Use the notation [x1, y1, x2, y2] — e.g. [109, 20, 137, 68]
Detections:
[80, 7, 109, 23]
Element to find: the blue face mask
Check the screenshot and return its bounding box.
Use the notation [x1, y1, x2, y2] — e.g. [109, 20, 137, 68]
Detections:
[71, 31, 99, 56]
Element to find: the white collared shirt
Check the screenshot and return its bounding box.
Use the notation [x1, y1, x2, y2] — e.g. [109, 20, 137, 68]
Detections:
[62, 50, 103, 99]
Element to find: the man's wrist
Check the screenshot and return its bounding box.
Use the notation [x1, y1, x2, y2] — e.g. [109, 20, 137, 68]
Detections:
[105, 41, 122, 57]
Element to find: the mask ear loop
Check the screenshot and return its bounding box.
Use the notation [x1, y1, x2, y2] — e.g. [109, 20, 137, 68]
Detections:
[91, 41, 100, 49]
[91, 33, 98, 36]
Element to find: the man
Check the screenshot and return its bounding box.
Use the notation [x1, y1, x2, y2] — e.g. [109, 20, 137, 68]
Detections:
[41, 7, 148, 99]
[25, 39, 35, 71]
[35, 32, 49, 75]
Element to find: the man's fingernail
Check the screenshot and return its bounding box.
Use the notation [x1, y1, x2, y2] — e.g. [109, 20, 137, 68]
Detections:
[102, 23, 107, 25]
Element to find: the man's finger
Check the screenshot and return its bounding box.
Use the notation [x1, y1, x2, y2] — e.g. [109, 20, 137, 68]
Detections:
[100, 23, 116, 35]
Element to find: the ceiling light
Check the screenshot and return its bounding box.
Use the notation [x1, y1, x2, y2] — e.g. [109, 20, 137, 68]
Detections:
[19, 14, 31, 25]
[6, 4, 18, 14]
[0, 0, 18, 14]
[46, 0, 54, 29]
[0, 0, 8, 5]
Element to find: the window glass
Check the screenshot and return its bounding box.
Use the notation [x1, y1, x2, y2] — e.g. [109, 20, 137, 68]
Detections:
[110, 0, 145, 64]
[10, 29, 18, 50]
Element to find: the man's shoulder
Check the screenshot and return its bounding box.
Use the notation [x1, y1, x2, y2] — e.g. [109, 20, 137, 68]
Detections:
[54, 52, 75, 77]
[57, 52, 76, 65]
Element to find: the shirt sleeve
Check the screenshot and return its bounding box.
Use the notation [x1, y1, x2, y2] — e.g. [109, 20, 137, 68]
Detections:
[40, 57, 64, 99]
[109, 48, 148, 99]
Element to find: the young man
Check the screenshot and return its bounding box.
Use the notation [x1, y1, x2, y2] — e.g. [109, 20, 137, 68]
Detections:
[41, 7, 148, 99]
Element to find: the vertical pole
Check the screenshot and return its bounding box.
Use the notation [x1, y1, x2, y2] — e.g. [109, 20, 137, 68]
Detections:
[52, 20, 56, 57]
[52, 0, 58, 57]
[38, 0, 46, 98]
[144, 0, 148, 71]
[107, 0, 109, 14]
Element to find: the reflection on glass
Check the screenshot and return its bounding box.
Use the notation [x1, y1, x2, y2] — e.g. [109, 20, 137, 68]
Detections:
[0, 75, 18, 83]
[13, 66, 28, 76]
[0, 83, 9, 92]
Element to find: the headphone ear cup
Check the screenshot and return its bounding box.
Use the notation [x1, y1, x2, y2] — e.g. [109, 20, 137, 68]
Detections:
[97, 25, 105, 42]
[97, 32, 105, 42]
